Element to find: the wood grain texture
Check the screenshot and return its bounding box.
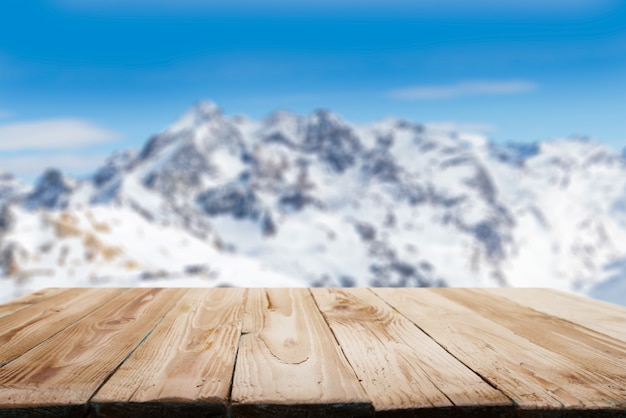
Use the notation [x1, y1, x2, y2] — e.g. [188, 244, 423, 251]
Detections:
[0, 288, 68, 320]
[0, 287, 624, 417]
[373, 288, 625, 412]
[91, 288, 247, 418]
[231, 288, 371, 417]
[0, 288, 125, 368]
[483, 288, 626, 343]
[435, 288, 626, 405]
[311, 288, 512, 416]
[0, 288, 186, 417]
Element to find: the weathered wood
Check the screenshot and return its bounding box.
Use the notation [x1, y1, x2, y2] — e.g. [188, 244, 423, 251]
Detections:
[0, 288, 68, 320]
[230, 288, 371, 417]
[373, 288, 625, 412]
[0, 288, 125, 367]
[0, 288, 186, 417]
[483, 288, 626, 343]
[0, 287, 625, 417]
[91, 288, 247, 418]
[435, 288, 626, 403]
[311, 288, 512, 416]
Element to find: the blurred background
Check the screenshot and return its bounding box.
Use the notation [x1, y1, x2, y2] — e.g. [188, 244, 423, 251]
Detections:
[0, 1, 625, 305]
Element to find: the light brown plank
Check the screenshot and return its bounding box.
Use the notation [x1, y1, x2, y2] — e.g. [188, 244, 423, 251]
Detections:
[483, 288, 626, 343]
[230, 288, 371, 417]
[0, 288, 125, 367]
[0, 288, 186, 417]
[373, 288, 624, 412]
[91, 288, 247, 418]
[311, 288, 512, 416]
[435, 288, 626, 404]
[0, 288, 68, 320]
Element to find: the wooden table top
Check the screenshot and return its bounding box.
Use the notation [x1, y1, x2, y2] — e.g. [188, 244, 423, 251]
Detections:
[0, 287, 624, 417]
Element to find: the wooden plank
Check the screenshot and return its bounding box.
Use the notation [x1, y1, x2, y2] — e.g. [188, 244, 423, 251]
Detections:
[483, 288, 626, 343]
[0, 288, 186, 417]
[311, 288, 512, 417]
[435, 288, 626, 403]
[0, 288, 125, 367]
[0, 288, 68, 320]
[230, 288, 371, 417]
[373, 288, 624, 412]
[91, 288, 247, 418]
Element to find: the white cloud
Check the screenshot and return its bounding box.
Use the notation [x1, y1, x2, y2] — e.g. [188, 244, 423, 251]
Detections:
[0, 153, 108, 180]
[0, 119, 120, 151]
[388, 80, 538, 100]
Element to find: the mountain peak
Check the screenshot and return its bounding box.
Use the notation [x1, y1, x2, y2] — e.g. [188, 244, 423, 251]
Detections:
[167, 100, 223, 134]
[309, 108, 342, 125]
[192, 100, 222, 119]
[25, 168, 76, 210]
[265, 109, 298, 125]
[0, 172, 14, 181]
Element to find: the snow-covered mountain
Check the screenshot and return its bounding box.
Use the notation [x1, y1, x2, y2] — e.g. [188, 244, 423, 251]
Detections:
[2, 100, 626, 306]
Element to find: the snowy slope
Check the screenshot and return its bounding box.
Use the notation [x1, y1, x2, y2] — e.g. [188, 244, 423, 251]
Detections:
[0, 205, 303, 303]
[1, 100, 625, 306]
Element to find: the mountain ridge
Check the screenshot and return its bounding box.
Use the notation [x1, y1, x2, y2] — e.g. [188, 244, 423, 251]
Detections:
[2, 101, 625, 306]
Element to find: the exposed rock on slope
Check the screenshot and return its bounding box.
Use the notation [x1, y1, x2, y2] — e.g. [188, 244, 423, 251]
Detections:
[2, 101, 626, 305]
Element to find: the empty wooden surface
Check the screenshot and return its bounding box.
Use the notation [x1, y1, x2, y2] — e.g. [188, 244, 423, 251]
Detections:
[0, 288, 68, 320]
[374, 288, 626, 412]
[483, 288, 626, 343]
[92, 288, 247, 417]
[0, 288, 185, 417]
[0, 287, 624, 417]
[311, 288, 511, 416]
[231, 288, 370, 417]
[0, 288, 125, 369]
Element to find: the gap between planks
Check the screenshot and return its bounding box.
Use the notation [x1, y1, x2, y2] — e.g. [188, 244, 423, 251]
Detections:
[0, 288, 188, 417]
[310, 288, 513, 417]
[373, 288, 626, 412]
[91, 288, 248, 417]
[230, 288, 372, 417]
[1, 288, 625, 417]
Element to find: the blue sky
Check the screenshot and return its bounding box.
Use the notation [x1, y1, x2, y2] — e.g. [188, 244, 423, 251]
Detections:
[1, 0, 625, 180]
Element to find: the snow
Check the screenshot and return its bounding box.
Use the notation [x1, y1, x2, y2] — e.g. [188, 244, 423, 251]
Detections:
[167, 100, 222, 134]
[0, 205, 306, 304]
[2, 101, 626, 308]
